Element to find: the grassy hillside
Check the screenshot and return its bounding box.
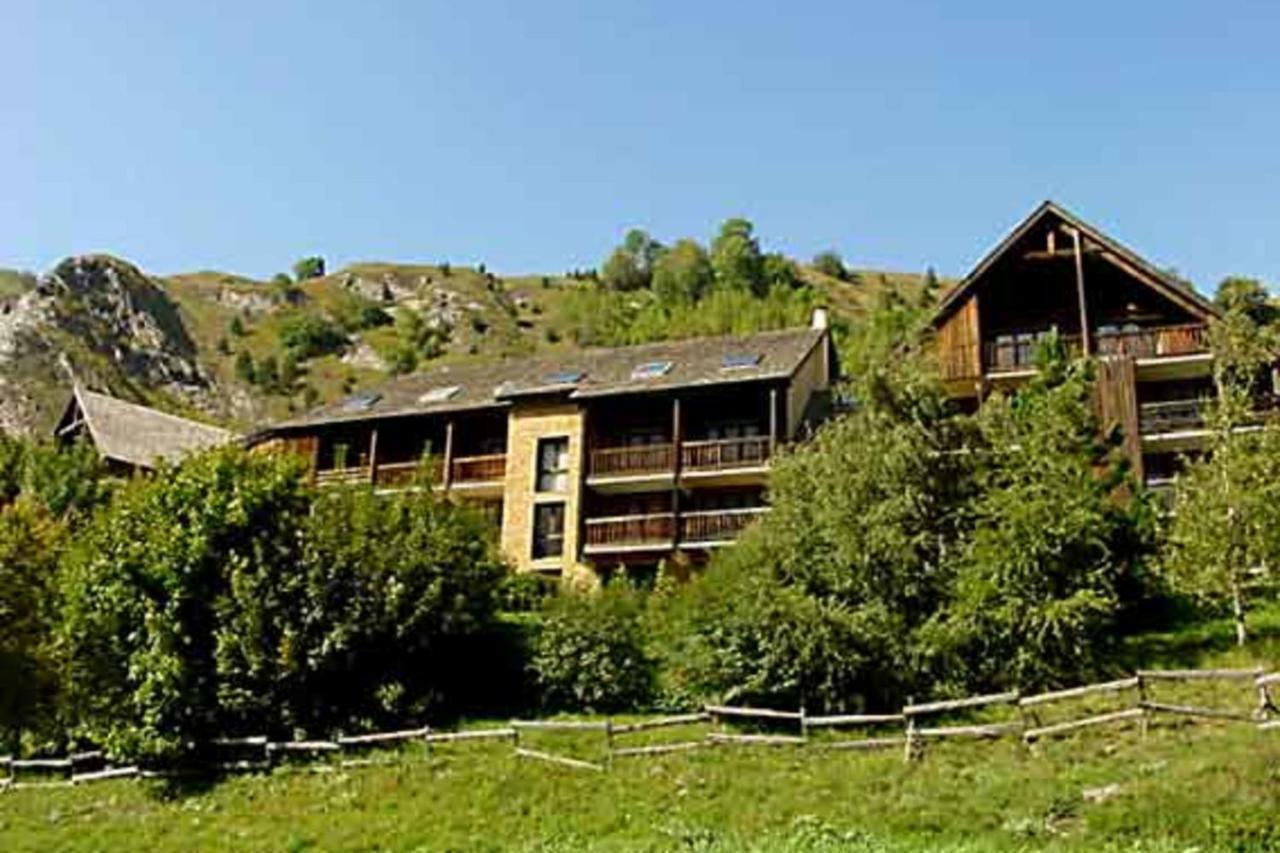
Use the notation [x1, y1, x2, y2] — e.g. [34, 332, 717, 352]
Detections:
[5, 606, 1276, 853]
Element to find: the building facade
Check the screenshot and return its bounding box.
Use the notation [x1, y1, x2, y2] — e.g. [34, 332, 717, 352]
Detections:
[252, 317, 835, 580]
[932, 201, 1250, 491]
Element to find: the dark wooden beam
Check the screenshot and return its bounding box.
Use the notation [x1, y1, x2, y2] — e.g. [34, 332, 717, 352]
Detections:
[442, 420, 454, 490]
[1066, 226, 1092, 356]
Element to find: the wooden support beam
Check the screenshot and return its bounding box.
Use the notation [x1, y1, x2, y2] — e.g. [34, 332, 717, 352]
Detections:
[1065, 226, 1091, 356]
[442, 420, 455, 490]
[672, 396, 683, 548]
[769, 386, 780, 452]
[368, 427, 379, 485]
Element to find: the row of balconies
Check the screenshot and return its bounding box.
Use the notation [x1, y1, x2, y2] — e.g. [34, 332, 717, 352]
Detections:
[314, 452, 508, 489]
[1139, 395, 1280, 437]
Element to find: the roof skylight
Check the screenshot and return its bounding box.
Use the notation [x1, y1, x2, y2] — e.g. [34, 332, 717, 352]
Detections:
[720, 353, 762, 370]
[341, 392, 382, 413]
[418, 385, 461, 404]
[630, 360, 673, 380]
[546, 370, 585, 385]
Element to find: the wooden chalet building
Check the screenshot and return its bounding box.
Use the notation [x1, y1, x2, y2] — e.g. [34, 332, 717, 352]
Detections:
[53, 386, 235, 475]
[934, 200, 1261, 490]
[251, 315, 835, 580]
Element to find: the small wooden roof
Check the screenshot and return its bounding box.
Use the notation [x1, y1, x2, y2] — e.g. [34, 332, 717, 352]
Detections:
[934, 200, 1218, 325]
[55, 387, 235, 469]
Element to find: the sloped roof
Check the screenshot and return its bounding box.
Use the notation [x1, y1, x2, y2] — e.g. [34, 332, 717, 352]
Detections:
[266, 326, 828, 432]
[63, 388, 235, 468]
[934, 200, 1218, 324]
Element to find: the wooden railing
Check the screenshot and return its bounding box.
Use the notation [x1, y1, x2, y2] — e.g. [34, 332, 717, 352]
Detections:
[680, 507, 768, 543]
[1141, 395, 1280, 436]
[681, 437, 771, 472]
[583, 513, 676, 549]
[588, 444, 676, 478]
[983, 334, 1083, 373]
[372, 459, 442, 488]
[315, 466, 369, 486]
[1094, 323, 1209, 359]
[451, 453, 507, 484]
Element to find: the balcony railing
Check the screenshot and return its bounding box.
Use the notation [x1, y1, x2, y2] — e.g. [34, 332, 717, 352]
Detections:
[373, 459, 441, 488]
[589, 437, 773, 479]
[1094, 323, 1209, 359]
[314, 466, 369, 486]
[681, 437, 771, 472]
[583, 513, 676, 549]
[1140, 395, 1280, 436]
[680, 507, 768, 543]
[588, 443, 676, 478]
[451, 453, 507, 484]
[984, 334, 1083, 373]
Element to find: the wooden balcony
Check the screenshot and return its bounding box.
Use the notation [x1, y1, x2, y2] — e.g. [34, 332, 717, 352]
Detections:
[314, 466, 370, 486]
[680, 507, 768, 544]
[373, 459, 441, 488]
[588, 444, 676, 478]
[583, 513, 676, 551]
[1094, 323, 1209, 359]
[681, 437, 771, 472]
[1140, 395, 1280, 436]
[451, 453, 506, 485]
[582, 507, 768, 553]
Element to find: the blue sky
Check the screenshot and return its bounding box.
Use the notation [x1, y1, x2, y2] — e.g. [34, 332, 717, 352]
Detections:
[4, 1, 1278, 291]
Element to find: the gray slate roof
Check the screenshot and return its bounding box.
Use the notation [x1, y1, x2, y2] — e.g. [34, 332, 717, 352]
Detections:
[69, 388, 235, 468]
[269, 326, 827, 431]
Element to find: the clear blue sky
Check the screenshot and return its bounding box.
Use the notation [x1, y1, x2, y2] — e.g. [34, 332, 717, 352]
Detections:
[4, 1, 1278, 291]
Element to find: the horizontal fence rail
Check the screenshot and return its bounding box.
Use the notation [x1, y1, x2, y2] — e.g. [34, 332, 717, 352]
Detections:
[4, 665, 1276, 788]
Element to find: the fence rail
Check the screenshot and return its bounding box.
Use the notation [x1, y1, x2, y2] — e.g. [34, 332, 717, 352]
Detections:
[4, 666, 1276, 788]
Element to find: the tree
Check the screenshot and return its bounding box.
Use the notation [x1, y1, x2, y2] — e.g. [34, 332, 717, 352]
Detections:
[228, 316, 245, 337]
[257, 355, 281, 391]
[59, 449, 312, 763]
[812, 250, 848, 281]
[278, 312, 348, 360]
[21, 441, 109, 520]
[0, 499, 64, 752]
[651, 238, 713, 304]
[601, 229, 663, 292]
[924, 340, 1154, 690]
[1214, 277, 1276, 327]
[234, 351, 256, 384]
[1163, 294, 1280, 645]
[0, 434, 24, 505]
[292, 256, 326, 282]
[762, 253, 802, 291]
[710, 218, 766, 297]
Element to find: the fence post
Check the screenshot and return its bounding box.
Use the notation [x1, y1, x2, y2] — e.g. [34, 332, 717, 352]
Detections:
[1136, 673, 1149, 739]
[902, 697, 916, 763]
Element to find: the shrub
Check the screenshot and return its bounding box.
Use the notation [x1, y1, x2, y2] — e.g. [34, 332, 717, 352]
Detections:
[531, 586, 655, 712]
[497, 571, 558, 613]
[292, 256, 325, 282]
[278, 312, 348, 359]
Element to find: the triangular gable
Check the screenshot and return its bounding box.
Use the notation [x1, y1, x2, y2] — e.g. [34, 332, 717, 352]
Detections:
[934, 201, 1218, 326]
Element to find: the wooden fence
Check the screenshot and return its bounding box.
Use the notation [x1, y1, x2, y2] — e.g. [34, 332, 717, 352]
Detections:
[3, 667, 1276, 788]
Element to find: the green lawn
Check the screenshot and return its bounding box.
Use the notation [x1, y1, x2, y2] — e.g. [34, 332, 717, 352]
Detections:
[4, 604, 1278, 852]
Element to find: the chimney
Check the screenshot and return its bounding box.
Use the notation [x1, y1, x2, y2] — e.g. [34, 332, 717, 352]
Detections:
[811, 306, 830, 331]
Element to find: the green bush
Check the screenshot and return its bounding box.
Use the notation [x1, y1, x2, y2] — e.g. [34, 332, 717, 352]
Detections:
[496, 571, 558, 613]
[531, 586, 655, 712]
[278, 312, 348, 359]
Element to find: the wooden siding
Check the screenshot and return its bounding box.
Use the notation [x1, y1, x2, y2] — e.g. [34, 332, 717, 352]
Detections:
[1094, 355, 1142, 480]
[937, 295, 981, 382]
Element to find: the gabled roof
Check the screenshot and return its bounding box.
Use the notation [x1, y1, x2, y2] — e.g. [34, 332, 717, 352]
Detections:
[934, 200, 1218, 324]
[56, 387, 235, 469]
[265, 326, 828, 432]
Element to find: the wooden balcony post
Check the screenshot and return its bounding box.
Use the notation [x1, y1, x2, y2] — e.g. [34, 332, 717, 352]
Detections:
[769, 387, 779, 451]
[368, 428, 379, 485]
[442, 420, 454, 490]
[672, 396, 683, 549]
[1068, 226, 1092, 357]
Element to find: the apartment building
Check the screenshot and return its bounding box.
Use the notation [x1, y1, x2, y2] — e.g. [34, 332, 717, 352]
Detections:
[251, 316, 835, 580]
[933, 200, 1241, 489]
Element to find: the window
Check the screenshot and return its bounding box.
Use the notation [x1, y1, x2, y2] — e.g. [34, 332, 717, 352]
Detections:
[532, 502, 566, 559]
[419, 385, 461, 404]
[720, 353, 762, 370]
[536, 437, 570, 492]
[630, 360, 673, 380]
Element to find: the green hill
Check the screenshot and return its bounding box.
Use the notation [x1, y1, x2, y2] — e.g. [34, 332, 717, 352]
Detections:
[0, 254, 939, 436]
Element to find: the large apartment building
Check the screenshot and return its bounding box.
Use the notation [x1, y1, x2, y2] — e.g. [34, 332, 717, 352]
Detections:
[933, 201, 1242, 490]
[251, 316, 835, 580]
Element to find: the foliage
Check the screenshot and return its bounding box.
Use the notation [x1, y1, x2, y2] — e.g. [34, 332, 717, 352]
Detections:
[601, 228, 663, 292]
[496, 571, 559, 613]
[58, 449, 313, 762]
[332, 292, 392, 333]
[1214, 276, 1276, 327]
[923, 344, 1155, 691]
[395, 307, 448, 362]
[0, 432, 24, 504]
[531, 585, 655, 712]
[18, 440, 110, 520]
[652, 238, 714, 304]
[710, 217, 766, 296]
[292, 256, 326, 282]
[0, 499, 64, 752]
[812, 250, 848, 281]
[1163, 289, 1280, 644]
[234, 350, 255, 384]
[277, 311, 348, 360]
[288, 483, 506, 730]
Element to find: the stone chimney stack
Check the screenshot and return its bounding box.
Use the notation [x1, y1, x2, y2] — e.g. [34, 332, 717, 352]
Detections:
[811, 306, 830, 331]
